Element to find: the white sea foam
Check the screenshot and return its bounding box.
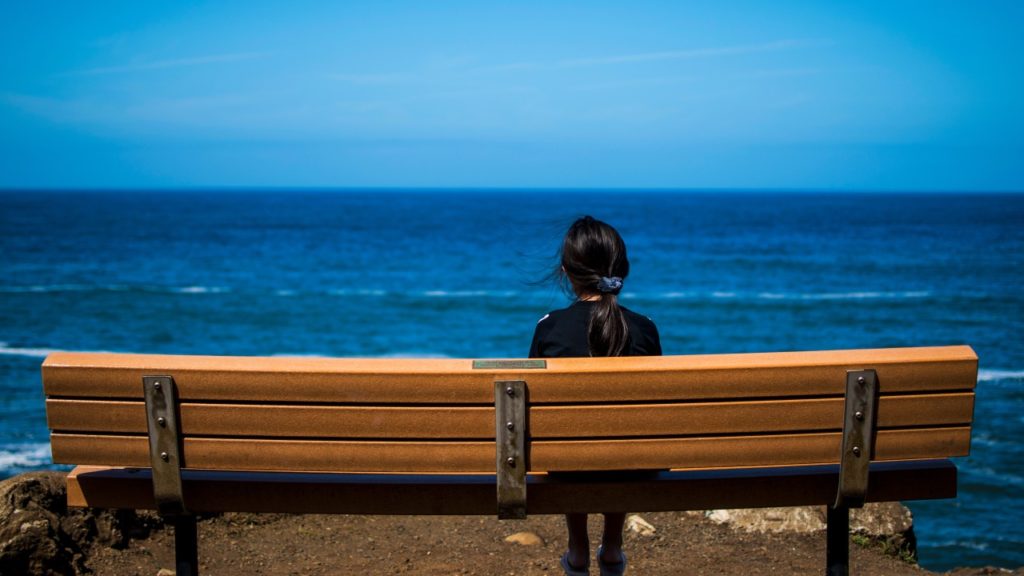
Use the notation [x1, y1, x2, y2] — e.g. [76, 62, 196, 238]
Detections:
[0, 284, 937, 301]
[977, 369, 1024, 382]
[328, 289, 389, 296]
[970, 433, 1004, 448]
[806, 291, 930, 300]
[173, 286, 228, 294]
[633, 290, 932, 301]
[271, 352, 454, 359]
[930, 539, 990, 552]
[421, 290, 516, 298]
[2, 340, 454, 360]
[0, 284, 122, 293]
[0, 342, 113, 358]
[0, 443, 52, 473]
[753, 291, 932, 300]
[0, 342, 65, 358]
[375, 352, 453, 359]
[963, 466, 1024, 487]
[0, 284, 229, 295]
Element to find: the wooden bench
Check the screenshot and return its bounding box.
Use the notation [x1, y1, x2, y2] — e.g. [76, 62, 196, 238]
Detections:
[42, 345, 977, 576]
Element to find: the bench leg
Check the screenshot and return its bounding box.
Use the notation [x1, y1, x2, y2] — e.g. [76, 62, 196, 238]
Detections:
[826, 505, 849, 576]
[173, 515, 199, 576]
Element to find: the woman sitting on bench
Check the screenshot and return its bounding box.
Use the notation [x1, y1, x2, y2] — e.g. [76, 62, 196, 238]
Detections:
[529, 216, 662, 576]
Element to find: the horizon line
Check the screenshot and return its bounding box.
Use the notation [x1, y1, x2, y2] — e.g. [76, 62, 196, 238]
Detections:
[1, 186, 1022, 195]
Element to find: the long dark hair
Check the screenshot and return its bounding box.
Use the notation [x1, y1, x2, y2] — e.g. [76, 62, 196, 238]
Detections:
[557, 216, 630, 357]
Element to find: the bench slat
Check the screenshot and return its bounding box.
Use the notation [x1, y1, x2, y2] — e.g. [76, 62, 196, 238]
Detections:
[42, 346, 977, 404]
[50, 426, 970, 473]
[532, 427, 970, 471]
[46, 392, 975, 439]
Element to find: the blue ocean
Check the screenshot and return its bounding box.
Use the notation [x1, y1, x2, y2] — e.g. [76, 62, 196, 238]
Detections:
[1, 190, 1021, 570]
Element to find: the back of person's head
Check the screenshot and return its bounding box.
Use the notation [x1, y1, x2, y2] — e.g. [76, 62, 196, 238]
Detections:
[558, 216, 631, 356]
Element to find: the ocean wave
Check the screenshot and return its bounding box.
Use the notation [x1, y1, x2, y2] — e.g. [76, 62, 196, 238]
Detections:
[1, 341, 454, 360]
[173, 286, 229, 294]
[0, 283, 129, 293]
[282, 288, 519, 298]
[328, 289, 390, 296]
[929, 539, 990, 552]
[970, 433, 1005, 448]
[622, 290, 934, 301]
[0, 284, 229, 295]
[424, 290, 485, 297]
[0, 342, 114, 358]
[0, 284, 939, 302]
[421, 290, 518, 298]
[962, 466, 1024, 487]
[272, 352, 454, 359]
[799, 290, 930, 300]
[977, 369, 1024, 382]
[0, 443, 52, 473]
[374, 352, 453, 358]
[748, 290, 931, 300]
[0, 342, 68, 358]
[441, 289, 933, 301]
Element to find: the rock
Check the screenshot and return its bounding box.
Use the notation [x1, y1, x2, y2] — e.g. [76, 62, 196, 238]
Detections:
[0, 471, 158, 575]
[706, 503, 911, 536]
[850, 501, 917, 561]
[850, 502, 913, 538]
[504, 531, 545, 546]
[626, 514, 656, 536]
[706, 503, 918, 561]
[156, 568, 176, 576]
[706, 506, 826, 533]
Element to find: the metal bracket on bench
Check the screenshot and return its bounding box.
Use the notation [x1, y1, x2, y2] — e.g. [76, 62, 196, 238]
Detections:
[495, 380, 527, 519]
[834, 369, 879, 509]
[143, 375, 188, 517]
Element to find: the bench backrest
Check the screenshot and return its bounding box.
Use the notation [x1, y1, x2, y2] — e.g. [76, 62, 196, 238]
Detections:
[43, 346, 977, 475]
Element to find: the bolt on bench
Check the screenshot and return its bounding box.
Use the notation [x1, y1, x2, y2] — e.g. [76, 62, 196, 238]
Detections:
[42, 345, 977, 576]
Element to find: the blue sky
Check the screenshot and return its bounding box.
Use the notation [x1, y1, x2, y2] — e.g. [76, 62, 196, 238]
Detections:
[1, 1, 1021, 190]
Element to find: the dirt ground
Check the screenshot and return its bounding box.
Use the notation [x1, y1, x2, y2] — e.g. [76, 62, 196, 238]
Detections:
[82, 510, 1007, 576]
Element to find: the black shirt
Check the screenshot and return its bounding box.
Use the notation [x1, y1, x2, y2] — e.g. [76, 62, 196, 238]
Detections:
[529, 300, 662, 358]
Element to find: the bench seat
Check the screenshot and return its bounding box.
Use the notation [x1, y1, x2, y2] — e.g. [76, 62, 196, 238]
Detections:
[68, 460, 957, 515]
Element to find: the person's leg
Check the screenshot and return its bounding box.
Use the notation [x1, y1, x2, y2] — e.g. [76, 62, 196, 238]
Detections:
[599, 513, 626, 564]
[564, 513, 590, 569]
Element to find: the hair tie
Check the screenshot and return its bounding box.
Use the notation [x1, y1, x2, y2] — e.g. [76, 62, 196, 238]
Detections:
[597, 276, 623, 294]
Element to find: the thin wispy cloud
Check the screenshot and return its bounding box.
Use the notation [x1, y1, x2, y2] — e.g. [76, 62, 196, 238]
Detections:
[328, 72, 415, 86]
[749, 67, 821, 79]
[561, 39, 819, 66]
[61, 51, 270, 77]
[327, 39, 826, 90]
[487, 39, 827, 72]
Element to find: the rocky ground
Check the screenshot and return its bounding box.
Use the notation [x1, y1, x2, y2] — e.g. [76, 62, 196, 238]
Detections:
[2, 472, 1022, 576]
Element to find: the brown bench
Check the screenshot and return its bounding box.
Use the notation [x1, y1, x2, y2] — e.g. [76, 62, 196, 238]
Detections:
[42, 345, 977, 576]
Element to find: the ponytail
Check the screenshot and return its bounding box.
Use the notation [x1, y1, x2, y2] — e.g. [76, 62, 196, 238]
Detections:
[588, 292, 629, 357]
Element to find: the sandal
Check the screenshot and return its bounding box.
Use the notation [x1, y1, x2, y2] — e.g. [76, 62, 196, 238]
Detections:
[596, 545, 627, 576]
[560, 552, 590, 576]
